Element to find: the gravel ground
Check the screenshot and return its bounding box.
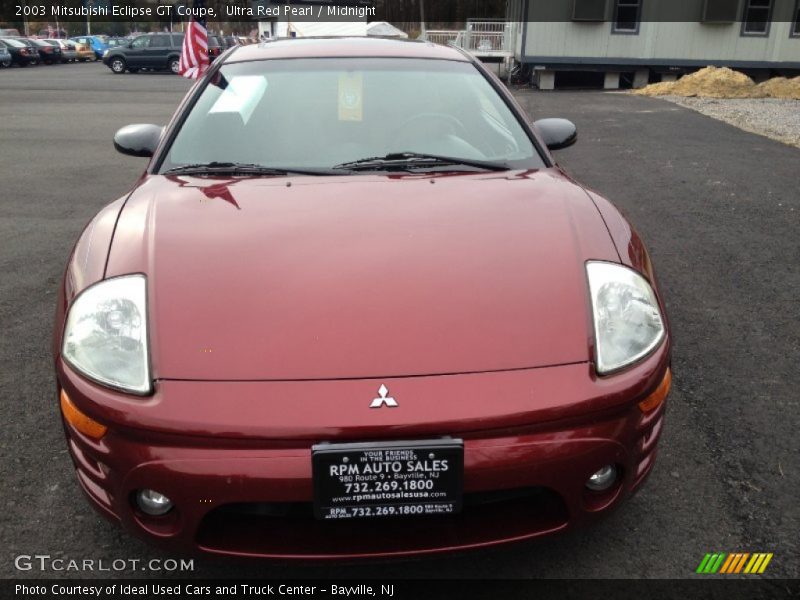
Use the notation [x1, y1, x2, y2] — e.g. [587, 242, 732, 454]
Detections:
[654, 96, 800, 148]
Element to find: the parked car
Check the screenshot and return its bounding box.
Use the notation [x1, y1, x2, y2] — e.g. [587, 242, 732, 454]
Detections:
[45, 39, 78, 62]
[0, 38, 38, 66]
[0, 41, 11, 67]
[70, 40, 95, 62]
[207, 35, 224, 59]
[102, 32, 183, 74]
[70, 35, 107, 59]
[222, 35, 239, 49]
[30, 38, 62, 64]
[56, 38, 671, 558]
[106, 37, 129, 49]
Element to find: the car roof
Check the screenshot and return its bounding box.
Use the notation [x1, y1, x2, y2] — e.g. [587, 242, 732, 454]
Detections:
[226, 37, 471, 64]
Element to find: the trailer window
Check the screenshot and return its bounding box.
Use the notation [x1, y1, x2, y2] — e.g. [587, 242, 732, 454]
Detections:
[612, 0, 642, 34]
[741, 0, 773, 36]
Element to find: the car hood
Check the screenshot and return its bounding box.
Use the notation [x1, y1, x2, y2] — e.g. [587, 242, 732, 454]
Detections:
[106, 169, 619, 381]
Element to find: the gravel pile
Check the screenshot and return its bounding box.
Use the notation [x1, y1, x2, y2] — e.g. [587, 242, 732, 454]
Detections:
[653, 96, 800, 148]
[634, 66, 800, 99]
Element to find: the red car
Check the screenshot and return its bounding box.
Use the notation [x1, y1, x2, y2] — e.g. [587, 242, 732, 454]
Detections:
[54, 38, 671, 559]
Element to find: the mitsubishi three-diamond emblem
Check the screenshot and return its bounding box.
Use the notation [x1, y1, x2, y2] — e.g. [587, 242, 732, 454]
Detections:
[370, 384, 398, 408]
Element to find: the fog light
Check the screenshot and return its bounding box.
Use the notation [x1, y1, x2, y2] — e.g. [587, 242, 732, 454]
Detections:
[586, 465, 617, 491]
[136, 489, 173, 515]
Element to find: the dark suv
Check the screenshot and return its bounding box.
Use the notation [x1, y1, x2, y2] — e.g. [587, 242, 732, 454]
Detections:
[102, 32, 184, 74]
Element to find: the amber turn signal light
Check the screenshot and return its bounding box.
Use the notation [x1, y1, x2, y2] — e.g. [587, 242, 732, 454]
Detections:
[60, 389, 107, 440]
[638, 368, 672, 413]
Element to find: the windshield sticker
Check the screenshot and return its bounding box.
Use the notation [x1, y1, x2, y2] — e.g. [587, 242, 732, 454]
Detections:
[338, 73, 363, 122]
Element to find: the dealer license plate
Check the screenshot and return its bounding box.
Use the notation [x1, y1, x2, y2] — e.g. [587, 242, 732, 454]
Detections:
[312, 439, 463, 520]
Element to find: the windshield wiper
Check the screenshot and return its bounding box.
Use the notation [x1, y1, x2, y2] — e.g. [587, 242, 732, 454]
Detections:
[332, 152, 510, 172]
[163, 162, 330, 176]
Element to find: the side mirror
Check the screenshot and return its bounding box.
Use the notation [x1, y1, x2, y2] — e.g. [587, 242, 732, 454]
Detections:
[533, 118, 577, 151]
[113, 124, 164, 157]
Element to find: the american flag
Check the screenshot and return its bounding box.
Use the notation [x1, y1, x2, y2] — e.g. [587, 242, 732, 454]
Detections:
[178, 0, 209, 79]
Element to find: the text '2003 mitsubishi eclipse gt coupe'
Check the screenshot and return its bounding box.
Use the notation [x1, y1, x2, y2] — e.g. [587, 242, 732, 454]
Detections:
[54, 38, 671, 558]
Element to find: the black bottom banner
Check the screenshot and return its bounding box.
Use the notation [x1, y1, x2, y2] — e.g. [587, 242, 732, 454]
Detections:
[4, 579, 800, 600]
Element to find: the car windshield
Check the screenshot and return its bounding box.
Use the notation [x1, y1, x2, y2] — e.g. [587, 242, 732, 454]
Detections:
[160, 58, 544, 173]
[4, 39, 26, 48]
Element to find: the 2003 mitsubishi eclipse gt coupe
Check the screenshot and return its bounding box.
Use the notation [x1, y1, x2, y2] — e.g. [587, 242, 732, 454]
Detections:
[54, 37, 671, 558]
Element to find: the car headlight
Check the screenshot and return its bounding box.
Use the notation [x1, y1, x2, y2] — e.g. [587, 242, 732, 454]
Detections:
[103, 49, 109, 57]
[586, 261, 665, 374]
[62, 275, 151, 394]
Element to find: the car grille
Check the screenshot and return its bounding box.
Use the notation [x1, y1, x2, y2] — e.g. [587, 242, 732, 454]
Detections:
[196, 487, 568, 558]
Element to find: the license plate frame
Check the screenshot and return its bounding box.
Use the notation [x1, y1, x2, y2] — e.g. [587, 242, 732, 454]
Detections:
[311, 439, 464, 520]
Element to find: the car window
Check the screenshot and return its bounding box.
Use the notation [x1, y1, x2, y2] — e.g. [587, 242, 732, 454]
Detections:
[150, 35, 170, 48]
[130, 36, 150, 49]
[4, 38, 26, 48]
[171, 33, 184, 46]
[162, 58, 543, 171]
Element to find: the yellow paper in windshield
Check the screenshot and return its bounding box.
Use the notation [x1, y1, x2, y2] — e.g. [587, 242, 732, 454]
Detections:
[338, 73, 363, 121]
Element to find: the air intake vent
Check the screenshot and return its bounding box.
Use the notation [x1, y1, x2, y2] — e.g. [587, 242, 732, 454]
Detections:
[703, 0, 739, 23]
[573, 0, 608, 21]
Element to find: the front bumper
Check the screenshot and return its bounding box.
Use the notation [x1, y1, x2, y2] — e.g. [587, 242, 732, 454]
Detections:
[57, 350, 669, 559]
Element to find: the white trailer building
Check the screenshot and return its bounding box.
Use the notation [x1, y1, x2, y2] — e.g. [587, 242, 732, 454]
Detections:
[506, 0, 800, 89]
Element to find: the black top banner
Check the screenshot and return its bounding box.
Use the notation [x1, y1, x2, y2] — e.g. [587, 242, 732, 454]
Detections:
[4, 1, 379, 24]
[1, 0, 799, 24]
